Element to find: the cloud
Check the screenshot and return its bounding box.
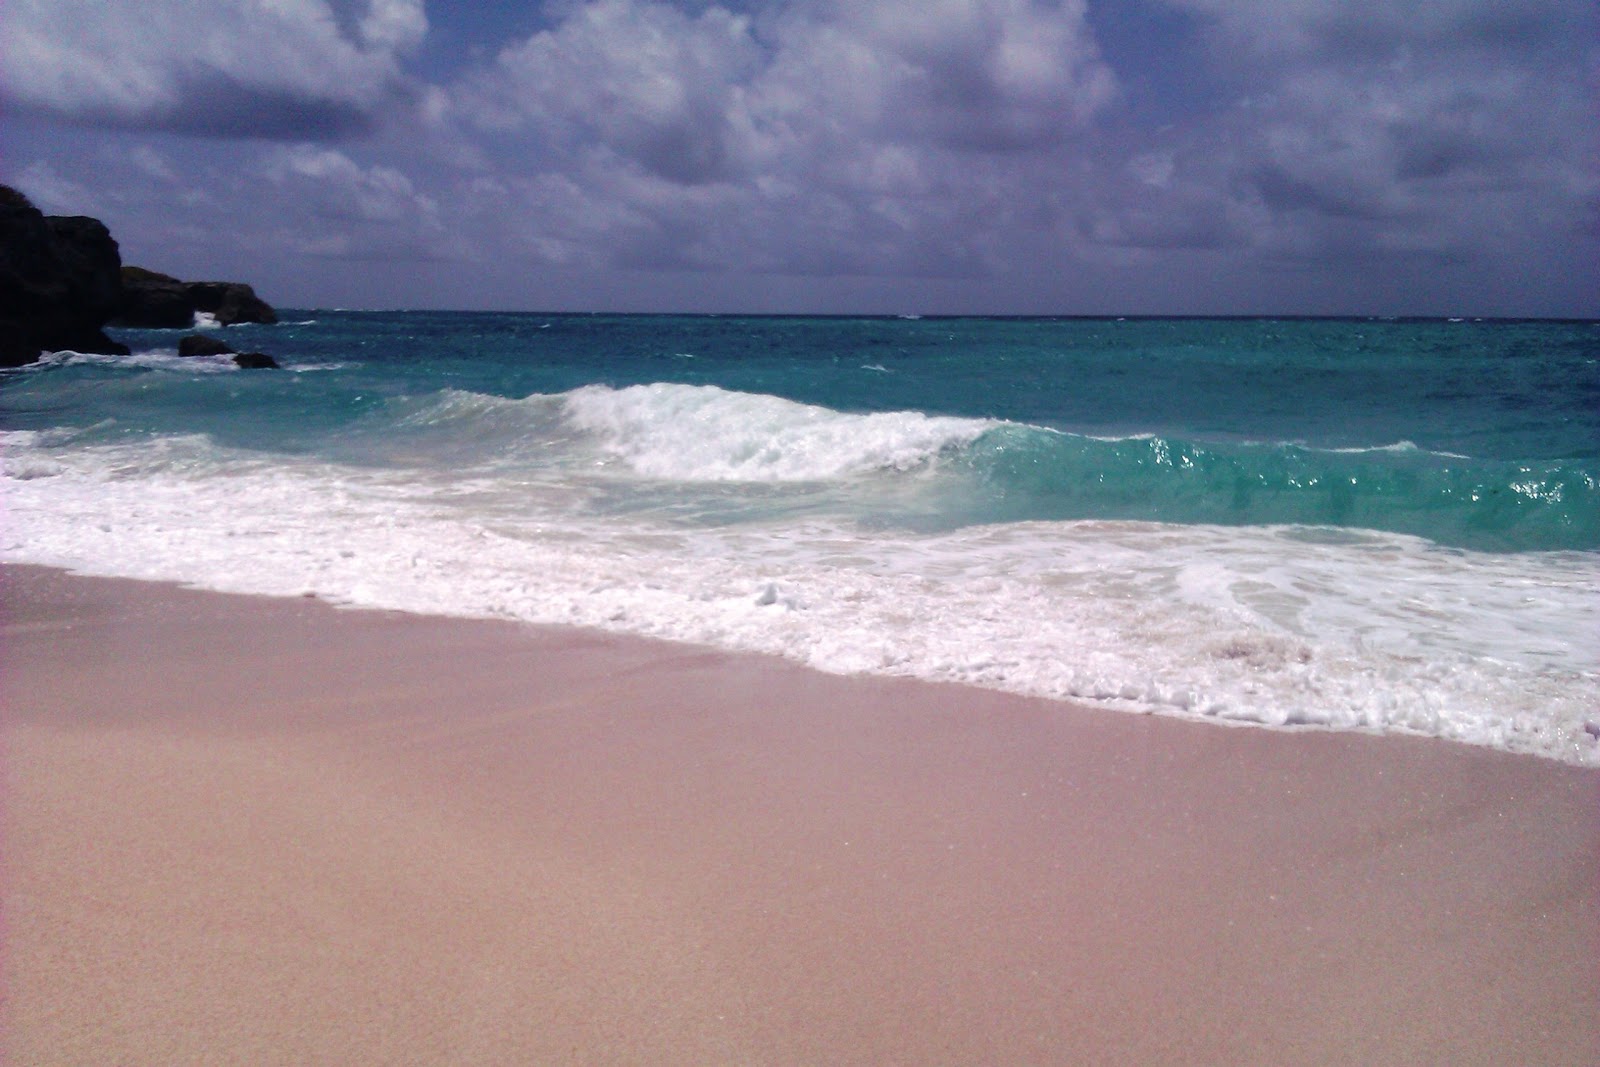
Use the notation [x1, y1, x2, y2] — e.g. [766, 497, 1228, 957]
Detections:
[0, 0, 426, 139]
[427, 0, 1590, 293]
[252, 144, 463, 264]
[455, 0, 1117, 174]
[1168, 0, 1587, 61]
[788, 0, 1118, 150]
[441, 0, 1117, 280]
[8, 0, 1590, 313]
[11, 160, 104, 217]
[1079, 0, 1598, 265]
[460, 0, 762, 184]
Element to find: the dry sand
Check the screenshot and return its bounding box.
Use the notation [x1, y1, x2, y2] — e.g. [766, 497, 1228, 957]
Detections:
[3, 563, 1597, 1064]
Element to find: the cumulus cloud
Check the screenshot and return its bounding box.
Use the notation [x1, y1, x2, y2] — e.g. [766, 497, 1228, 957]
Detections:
[250, 143, 466, 265]
[461, 0, 762, 184]
[7, 0, 1590, 312]
[419, 0, 1593, 293]
[1078, 0, 1597, 268]
[789, 0, 1118, 150]
[0, 0, 426, 139]
[265, 145, 439, 225]
[442, 0, 1117, 280]
[455, 0, 1117, 173]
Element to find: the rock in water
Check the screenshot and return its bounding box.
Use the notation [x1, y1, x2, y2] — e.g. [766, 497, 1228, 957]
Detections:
[117, 267, 278, 328]
[178, 332, 278, 368]
[0, 184, 130, 366]
[178, 333, 236, 357]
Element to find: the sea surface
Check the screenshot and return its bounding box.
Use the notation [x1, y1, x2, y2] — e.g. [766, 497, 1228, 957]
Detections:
[4, 313, 1597, 764]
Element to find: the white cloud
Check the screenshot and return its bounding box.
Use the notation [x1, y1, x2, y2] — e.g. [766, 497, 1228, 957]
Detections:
[798, 0, 1118, 148]
[12, 160, 102, 216]
[13, 0, 1586, 312]
[437, 0, 1119, 280]
[128, 146, 179, 184]
[454, 0, 1116, 178]
[1079, 0, 1597, 265]
[264, 145, 440, 227]
[462, 0, 762, 183]
[360, 0, 1600, 297]
[0, 0, 427, 138]
[359, 0, 427, 52]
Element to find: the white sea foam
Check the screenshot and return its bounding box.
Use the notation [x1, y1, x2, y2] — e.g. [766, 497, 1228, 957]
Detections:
[192, 311, 220, 329]
[29, 348, 239, 373]
[560, 383, 996, 481]
[23, 348, 338, 374]
[1321, 439, 1473, 459]
[3, 428, 1597, 765]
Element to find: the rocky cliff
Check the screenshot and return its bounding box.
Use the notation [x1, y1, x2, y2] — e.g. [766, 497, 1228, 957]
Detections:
[0, 185, 129, 367]
[1, 184, 280, 367]
[116, 266, 278, 329]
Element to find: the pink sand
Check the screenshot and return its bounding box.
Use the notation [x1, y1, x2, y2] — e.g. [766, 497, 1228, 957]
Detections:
[4, 564, 1597, 1063]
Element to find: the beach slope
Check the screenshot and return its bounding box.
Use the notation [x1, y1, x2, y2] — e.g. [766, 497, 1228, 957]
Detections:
[4, 564, 1596, 1064]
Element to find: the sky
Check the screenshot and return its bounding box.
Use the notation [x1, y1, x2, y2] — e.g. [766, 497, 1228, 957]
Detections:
[2, 0, 1595, 316]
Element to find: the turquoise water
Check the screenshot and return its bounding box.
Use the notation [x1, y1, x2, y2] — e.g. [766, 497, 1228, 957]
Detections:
[4, 314, 1597, 762]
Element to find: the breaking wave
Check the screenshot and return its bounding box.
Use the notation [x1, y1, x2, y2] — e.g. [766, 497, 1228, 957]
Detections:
[382, 384, 1599, 551]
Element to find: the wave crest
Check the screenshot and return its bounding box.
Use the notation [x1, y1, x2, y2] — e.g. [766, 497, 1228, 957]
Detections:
[560, 383, 996, 482]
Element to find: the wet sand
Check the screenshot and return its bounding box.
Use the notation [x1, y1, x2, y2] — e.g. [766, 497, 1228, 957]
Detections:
[4, 563, 1597, 1064]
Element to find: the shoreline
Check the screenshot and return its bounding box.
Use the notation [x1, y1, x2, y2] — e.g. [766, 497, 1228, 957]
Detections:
[5, 563, 1598, 1063]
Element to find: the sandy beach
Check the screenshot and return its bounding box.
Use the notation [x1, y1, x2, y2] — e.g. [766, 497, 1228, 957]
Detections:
[3, 562, 1596, 1064]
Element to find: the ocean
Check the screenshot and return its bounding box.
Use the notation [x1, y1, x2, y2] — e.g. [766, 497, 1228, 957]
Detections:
[3, 312, 1597, 764]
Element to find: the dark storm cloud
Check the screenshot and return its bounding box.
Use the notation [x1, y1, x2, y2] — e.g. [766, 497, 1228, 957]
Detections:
[106, 73, 379, 141]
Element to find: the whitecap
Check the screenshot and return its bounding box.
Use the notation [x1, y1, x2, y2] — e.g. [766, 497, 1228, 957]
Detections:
[7, 436, 1596, 766]
[559, 383, 996, 482]
[27, 349, 238, 373]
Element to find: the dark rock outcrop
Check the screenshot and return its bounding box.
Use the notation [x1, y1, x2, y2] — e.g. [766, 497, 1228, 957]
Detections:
[117, 266, 277, 328]
[178, 331, 279, 368]
[232, 351, 280, 369]
[178, 333, 235, 357]
[0, 185, 130, 367]
[2, 183, 280, 367]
